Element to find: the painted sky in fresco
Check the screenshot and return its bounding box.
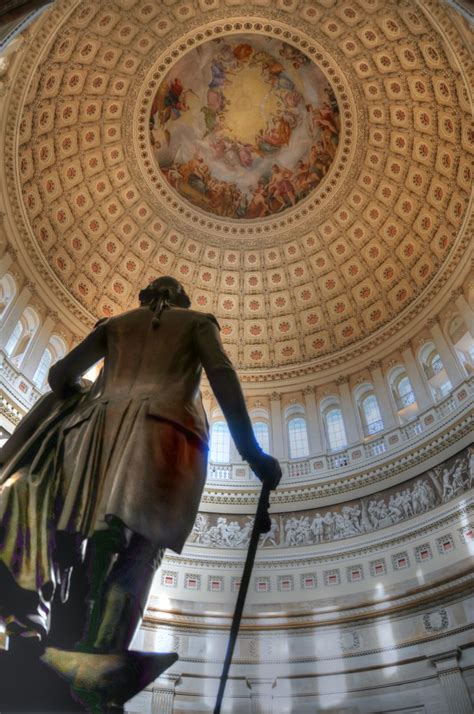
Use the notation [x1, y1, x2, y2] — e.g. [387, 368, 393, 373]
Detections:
[149, 35, 340, 219]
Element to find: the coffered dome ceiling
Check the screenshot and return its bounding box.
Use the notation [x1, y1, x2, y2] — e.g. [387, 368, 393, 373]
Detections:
[3, 0, 472, 375]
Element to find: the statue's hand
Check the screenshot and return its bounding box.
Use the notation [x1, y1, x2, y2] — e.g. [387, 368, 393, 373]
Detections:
[248, 452, 282, 490]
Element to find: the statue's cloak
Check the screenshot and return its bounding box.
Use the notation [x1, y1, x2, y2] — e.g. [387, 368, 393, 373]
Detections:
[0, 389, 88, 599]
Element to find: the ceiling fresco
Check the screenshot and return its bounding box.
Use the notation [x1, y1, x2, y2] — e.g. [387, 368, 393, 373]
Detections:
[1, 0, 472, 374]
[149, 35, 340, 219]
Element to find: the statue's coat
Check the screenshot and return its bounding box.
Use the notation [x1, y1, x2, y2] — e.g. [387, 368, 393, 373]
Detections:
[49, 306, 234, 552]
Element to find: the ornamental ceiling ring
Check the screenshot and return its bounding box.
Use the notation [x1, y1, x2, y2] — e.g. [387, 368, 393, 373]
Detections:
[126, 18, 362, 246]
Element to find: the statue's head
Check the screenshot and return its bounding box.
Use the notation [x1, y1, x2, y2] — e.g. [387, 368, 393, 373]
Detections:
[139, 276, 191, 310]
[139, 276, 191, 328]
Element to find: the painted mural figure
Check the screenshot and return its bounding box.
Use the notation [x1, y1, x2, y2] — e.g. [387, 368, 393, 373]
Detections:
[150, 77, 194, 147]
[150, 34, 341, 219]
[0, 277, 281, 649]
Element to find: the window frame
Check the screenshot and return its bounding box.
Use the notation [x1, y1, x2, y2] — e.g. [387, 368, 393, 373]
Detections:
[287, 416, 310, 460]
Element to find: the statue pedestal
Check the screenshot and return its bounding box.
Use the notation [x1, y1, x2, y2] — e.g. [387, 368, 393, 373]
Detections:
[0, 643, 178, 712]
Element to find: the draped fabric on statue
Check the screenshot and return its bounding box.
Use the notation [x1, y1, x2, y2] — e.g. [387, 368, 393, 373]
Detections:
[0, 390, 208, 604]
[0, 391, 89, 604]
[57, 399, 208, 550]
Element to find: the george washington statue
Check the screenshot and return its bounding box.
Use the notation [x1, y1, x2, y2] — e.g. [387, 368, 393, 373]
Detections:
[0, 276, 281, 654]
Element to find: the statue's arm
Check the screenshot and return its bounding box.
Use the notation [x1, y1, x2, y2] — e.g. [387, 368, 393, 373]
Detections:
[195, 315, 260, 460]
[48, 322, 107, 398]
[195, 315, 281, 489]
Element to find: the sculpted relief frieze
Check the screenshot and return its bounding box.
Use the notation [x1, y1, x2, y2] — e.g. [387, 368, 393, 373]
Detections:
[189, 446, 473, 549]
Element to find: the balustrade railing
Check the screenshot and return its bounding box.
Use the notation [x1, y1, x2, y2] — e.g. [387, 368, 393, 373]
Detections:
[0, 396, 22, 426]
[435, 396, 456, 418]
[364, 438, 386, 457]
[401, 420, 423, 440]
[327, 451, 349, 469]
[208, 464, 232, 481]
[204, 378, 472, 483]
[365, 419, 384, 436]
[287, 459, 312, 478]
[0, 350, 43, 412]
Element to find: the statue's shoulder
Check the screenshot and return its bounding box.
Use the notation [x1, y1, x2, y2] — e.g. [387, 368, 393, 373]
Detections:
[187, 309, 220, 330]
[96, 308, 151, 337]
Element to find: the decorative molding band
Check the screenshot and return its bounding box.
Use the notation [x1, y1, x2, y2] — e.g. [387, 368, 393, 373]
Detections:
[191, 447, 473, 550]
[164, 500, 474, 569]
[144, 572, 474, 635]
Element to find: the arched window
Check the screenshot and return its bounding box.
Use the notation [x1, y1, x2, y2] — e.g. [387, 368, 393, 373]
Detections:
[33, 349, 52, 388]
[0, 274, 17, 318]
[210, 421, 231, 463]
[447, 314, 474, 372]
[396, 376, 415, 407]
[361, 394, 383, 435]
[288, 417, 309, 459]
[419, 343, 451, 400]
[420, 345, 444, 379]
[3, 306, 39, 363]
[388, 366, 418, 421]
[4, 320, 23, 356]
[253, 421, 270, 453]
[325, 408, 347, 451]
[32, 335, 67, 389]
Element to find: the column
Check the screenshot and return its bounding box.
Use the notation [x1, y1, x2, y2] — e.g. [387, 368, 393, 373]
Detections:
[401, 341, 432, 410]
[152, 673, 181, 714]
[369, 361, 398, 429]
[336, 376, 360, 443]
[303, 386, 323, 454]
[270, 392, 285, 459]
[429, 318, 464, 386]
[201, 389, 212, 421]
[453, 288, 474, 336]
[431, 650, 473, 714]
[0, 285, 31, 347]
[21, 315, 55, 380]
[246, 677, 276, 714]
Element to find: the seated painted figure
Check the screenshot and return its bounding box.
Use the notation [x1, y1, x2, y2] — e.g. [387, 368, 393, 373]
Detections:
[0, 276, 281, 653]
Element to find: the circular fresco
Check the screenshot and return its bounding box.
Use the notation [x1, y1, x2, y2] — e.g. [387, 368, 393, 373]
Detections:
[149, 35, 340, 220]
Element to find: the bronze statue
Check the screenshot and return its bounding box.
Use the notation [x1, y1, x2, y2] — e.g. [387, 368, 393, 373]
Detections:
[0, 276, 281, 707]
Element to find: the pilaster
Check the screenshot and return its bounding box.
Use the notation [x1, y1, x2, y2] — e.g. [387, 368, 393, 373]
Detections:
[303, 386, 323, 454]
[201, 389, 212, 420]
[429, 319, 464, 386]
[453, 290, 474, 336]
[152, 673, 181, 714]
[0, 285, 31, 346]
[20, 315, 55, 380]
[336, 376, 360, 444]
[369, 361, 398, 429]
[270, 392, 285, 459]
[430, 650, 473, 714]
[401, 342, 432, 410]
[246, 677, 276, 714]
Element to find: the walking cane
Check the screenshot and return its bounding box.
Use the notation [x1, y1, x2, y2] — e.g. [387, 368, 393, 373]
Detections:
[214, 481, 272, 714]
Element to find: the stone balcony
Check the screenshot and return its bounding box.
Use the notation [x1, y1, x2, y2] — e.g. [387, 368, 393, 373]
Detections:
[205, 377, 473, 493]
